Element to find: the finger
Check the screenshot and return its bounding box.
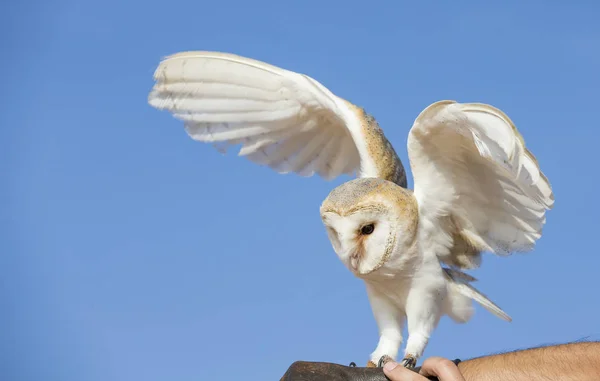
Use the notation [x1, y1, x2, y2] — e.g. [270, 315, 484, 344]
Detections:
[419, 357, 465, 381]
[383, 361, 427, 381]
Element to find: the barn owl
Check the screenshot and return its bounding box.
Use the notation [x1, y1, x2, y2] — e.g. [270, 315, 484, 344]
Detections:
[147, 51, 554, 368]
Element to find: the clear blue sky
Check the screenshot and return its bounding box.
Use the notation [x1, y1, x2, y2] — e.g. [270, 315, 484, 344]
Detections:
[3, 1, 599, 380]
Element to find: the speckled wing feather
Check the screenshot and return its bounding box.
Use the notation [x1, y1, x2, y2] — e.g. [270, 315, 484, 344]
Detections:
[407, 100, 554, 268]
[148, 51, 406, 186]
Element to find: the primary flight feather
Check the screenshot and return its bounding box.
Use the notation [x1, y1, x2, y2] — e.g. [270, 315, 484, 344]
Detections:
[148, 51, 554, 368]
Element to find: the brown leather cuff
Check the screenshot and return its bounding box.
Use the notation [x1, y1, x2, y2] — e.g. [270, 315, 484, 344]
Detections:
[280, 361, 389, 381]
[279, 360, 459, 381]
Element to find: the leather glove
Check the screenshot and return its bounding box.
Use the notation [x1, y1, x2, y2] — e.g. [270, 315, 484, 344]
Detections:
[279, 361, 442, 381]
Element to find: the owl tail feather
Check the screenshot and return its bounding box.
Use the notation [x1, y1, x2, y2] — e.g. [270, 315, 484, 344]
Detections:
[443, 268, 512, 322]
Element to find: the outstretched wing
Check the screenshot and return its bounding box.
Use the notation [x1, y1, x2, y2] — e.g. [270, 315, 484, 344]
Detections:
[407, 100, 554, 269]
[148, 51, 406, 186]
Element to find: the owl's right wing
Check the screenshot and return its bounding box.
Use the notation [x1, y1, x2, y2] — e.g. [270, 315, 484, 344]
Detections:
[148, 51, 404, 184]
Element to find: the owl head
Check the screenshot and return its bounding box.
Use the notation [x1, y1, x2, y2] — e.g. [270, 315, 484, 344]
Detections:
[320, 178, 419, 278]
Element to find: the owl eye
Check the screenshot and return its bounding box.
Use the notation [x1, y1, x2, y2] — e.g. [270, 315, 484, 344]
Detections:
[360, 224, 375, 235]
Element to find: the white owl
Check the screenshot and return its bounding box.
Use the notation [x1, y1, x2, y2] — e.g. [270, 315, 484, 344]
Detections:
[147, 51, 554, 368]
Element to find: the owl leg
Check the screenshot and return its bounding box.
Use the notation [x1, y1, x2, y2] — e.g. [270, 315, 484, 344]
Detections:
[365, 284, 404, 368]
[402, 285, 444, 369]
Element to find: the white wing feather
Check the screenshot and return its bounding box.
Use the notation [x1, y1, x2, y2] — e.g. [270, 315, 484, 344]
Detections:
[408, 100, 554, 262]
[148, 51, 367, 180]
[443, 268, 512, 322]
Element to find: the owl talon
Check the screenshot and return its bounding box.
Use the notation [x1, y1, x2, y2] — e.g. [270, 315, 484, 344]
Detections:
[401, 355, 417, 369]
[378, 355, 394, 367]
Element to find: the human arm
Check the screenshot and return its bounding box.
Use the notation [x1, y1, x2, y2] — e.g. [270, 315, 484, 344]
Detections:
[383, 342, 600, 381]
[457, 341, 600, 381]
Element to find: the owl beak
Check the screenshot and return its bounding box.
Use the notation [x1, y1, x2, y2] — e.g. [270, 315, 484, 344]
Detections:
[348, 248, 362, 272]
[349, 255, 358, 271]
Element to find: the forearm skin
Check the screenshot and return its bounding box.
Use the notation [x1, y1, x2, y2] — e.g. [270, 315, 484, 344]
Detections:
[458, 342, 600, 381]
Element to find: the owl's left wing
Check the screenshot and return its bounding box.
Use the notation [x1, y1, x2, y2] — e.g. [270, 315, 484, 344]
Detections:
[407, 100, 554, 268]
[148, 51, 405, 184]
